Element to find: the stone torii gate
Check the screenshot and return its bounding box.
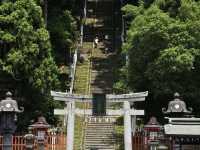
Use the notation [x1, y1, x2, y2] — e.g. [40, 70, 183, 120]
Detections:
[51, 91, 148, 150]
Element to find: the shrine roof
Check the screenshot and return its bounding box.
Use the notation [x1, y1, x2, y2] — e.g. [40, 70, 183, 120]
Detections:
[167, 117, 200, 124]
[29, 116, 50, 129]
[164, 124, 200, 136]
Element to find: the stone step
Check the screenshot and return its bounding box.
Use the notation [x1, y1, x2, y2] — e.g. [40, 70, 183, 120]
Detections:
[85, 136, 115, 139]
[86, 126, 113, 128]
[86, 131, 113, 134]
[85, 147, 115, 150]
[85, 145, 115, 148]
[85, 145, 115, 149]
[85, 138, 115, 142]
[87, 122, 113, 125]
[85, 139, 115, 143]
[86, 128, 113, 131]
[86, 127, 113, 130]
[85, 149, 114, 150]
[85, 143, 115, 146]
[85, 132, 114, 135]
[84, 116, 116, 149]
[85, 135, 114, 138]
[86, 129, 113, 131]
[75, 80, 86, 83]
[86, 130, 114, 133]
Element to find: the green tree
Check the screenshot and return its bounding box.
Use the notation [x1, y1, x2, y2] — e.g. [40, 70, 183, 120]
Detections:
[0, 0, 60, 129]
[48, 9, 77, 65]
[46, 0, 78, 92]
[122, 0, 200, 116]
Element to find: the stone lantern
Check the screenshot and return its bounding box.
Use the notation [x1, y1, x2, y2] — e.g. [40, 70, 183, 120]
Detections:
[143, 117, 164, 150]
[0, 91, 23, 150]
[29, 116, 50, 150]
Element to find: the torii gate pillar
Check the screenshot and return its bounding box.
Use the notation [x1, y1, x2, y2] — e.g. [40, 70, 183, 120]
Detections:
[124, 101, 132, 150]
[66, 101, 75, 150]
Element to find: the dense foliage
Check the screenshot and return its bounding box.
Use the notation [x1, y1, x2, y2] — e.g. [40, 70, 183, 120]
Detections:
[0, 0, 61, 129]
[120, 0, 200, 116]
[47, 0, 77, 65]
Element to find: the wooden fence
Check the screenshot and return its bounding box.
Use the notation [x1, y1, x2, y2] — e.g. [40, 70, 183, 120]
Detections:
[132, 134, 172, 150]
[0, 134, 66, 150]
[1, 134, 173, 150]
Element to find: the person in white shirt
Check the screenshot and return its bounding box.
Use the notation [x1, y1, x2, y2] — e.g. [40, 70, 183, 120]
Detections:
[93, 36, 99, 48]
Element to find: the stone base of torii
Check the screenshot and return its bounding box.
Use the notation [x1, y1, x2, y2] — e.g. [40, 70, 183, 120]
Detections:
[51, 91, 148, 150]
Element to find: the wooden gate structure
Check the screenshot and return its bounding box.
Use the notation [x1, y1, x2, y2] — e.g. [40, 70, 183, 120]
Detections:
[0, 134, 66, 150]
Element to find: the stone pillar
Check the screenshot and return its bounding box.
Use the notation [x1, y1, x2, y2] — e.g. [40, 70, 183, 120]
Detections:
[130, 102, 136, 136]
[132, 115, 136, 136]
[66, 101, 75, 150]
[124, 101, 132, 150]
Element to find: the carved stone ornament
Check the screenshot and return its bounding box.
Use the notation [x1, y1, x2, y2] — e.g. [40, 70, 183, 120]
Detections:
[0, 92, 24, 112]
[162, 92, 192, 114]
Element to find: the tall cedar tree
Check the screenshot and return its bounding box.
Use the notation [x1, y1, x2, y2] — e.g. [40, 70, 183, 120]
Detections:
[0, 0, 60, 130]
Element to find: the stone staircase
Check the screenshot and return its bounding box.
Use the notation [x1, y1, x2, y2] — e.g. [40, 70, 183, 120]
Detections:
[85, 0, 121, 94]
[84, 116, 116, 150]
[90, 42, 115, 94]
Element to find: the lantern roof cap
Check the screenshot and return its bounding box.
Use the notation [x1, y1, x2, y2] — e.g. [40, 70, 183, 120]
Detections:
[144, 117, 162, 128]
[0, 92, 23, 112]
[30, 116, 50, 129]
[162, 92, 192, 114]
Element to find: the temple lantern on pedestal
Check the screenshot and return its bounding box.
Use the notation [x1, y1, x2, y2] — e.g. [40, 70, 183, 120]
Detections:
[143, 117, 164, 147]
[29, 116, 50, 150]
